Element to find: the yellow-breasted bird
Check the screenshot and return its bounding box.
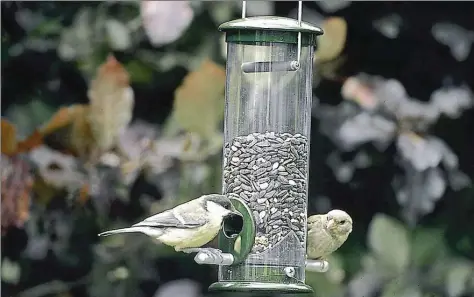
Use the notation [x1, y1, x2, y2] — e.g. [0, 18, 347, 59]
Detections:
[307, 209, 353, 260]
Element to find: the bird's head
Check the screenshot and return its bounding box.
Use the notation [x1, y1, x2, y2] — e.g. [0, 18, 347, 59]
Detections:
[203, 194, 242, 220]
[325, 209, 353, 236]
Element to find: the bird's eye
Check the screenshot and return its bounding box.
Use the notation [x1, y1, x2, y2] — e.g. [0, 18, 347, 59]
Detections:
[340, 220, 346, 224]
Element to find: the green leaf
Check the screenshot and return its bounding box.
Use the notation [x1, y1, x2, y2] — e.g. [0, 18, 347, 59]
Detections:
[173, 59, 225, 139]
[380, 278, 422, 297]
[105, 19, 132, 51]
[57, 8, 95, 61]
[446, 260, 474, 297]
[30, 18, 63, 37]
[125, 60, 154, 84]
[411, 227, 446, 267]
[4, 99, 56, 138]
[208, 2, 235, 25]
[368, 214, 410, 274]
[1, 258, 21, 284]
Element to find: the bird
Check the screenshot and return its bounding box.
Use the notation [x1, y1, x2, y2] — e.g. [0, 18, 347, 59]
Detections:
[98, 194, 242, 255]
[307, 209, 353, 260]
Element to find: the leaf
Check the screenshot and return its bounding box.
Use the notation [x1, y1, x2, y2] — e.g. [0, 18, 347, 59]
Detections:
[105, 19, 132, 51]
[336, 112, 397, 151]
[16, 130, 43, 154]
[153, 279, 202, 297]
[341, 76, 378, 110]
[125, 60, 154, 83]
[173, 59, 226, 139]
[318, 55, 347, 81]
[1, 119, 43, 156]
[368, 214, 410, 274]
[78, 184, 90, 206]
[1, 157, 33, 234]
[317, 0, 352, 13]
[411, 228, 446, 267]
[209, 2, 235, 25]
[347, 271, 384, 297]
[1, 258, 21, 284]
[141, 1, 194, 47]
[57, 8, 95, 61]
[380, 278, 422, 297]
[32, 176, 60, 206]
[236, 1, 275, 16]
[38, 104, 94, 158]
[1, 119, 18, 155]
[315, 17, 348, 63]
[29, 146, 85, 191]
[87, 55, 134, 152]
[430, 85, 474, 119]
[39, 105, 80, 136]
[396, 133, 444, 171]
[70, 104, 95, 159]
[432, 22, 474, 62]
[446, 261, 474, 297]
[373, 14, 403, 39]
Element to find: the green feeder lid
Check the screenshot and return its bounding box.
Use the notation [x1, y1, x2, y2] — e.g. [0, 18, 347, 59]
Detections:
[219, 16, 323, 45]
[219, 16, 323, 34]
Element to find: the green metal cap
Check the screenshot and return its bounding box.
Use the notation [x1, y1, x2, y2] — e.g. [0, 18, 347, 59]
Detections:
[219, 16, 323, 45]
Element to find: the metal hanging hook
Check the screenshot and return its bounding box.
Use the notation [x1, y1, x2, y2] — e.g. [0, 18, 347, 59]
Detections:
[297, 1, 302, 63]
[241, 1, 303, 64]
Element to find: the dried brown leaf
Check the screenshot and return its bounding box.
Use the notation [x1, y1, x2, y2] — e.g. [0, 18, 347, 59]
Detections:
[70, 104, 95, 159]
[1, 157, 33, 234]
[16, 130, 43, 154]
[341, 76, 378, 110]
[1, 119, 43, 156]
[39, 105, 80, 136]
[38, 104, 95, 159]
[87, 55, 134, 152]
[78, 184, 90, 205]
[173, 59, 226, 138]
[315, 17, 348, 63]
[1, 119, 18, 156]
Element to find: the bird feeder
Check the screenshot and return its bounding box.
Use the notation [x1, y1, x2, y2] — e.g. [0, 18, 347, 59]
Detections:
[194, 2, 325, 295]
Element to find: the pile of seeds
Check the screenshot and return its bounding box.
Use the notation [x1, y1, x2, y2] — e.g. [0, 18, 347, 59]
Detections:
[223, 131, 309, 253]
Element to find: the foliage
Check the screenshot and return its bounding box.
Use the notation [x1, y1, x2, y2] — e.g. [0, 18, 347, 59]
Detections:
[2, 2, 474, 297]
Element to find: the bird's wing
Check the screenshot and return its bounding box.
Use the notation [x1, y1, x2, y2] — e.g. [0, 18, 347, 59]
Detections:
[133, 208, 207, 229]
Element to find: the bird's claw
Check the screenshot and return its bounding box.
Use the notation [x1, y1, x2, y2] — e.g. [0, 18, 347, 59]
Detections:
[180, 248, 201, 254]
[182, 248, 234, 266]
[181, 247, 222, 255]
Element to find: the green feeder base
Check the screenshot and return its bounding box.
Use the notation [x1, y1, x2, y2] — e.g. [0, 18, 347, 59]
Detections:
[208, 281, 313, 297]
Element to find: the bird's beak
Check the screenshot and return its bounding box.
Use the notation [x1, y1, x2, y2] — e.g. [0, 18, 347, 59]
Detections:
[227, 210, 242, 219]
[326, 219, 334, 230]
[227, 204, 242, 218]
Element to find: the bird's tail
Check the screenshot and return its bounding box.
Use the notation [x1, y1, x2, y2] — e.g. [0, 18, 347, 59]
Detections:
[98, 227, 148, 237]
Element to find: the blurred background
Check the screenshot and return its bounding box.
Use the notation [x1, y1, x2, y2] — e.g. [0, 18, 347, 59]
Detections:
[1, 1, 474, 297]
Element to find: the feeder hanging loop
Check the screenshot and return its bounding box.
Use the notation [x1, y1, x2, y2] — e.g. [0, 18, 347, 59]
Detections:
[240, 1, 304, 70]
[297, 1, 303, 63]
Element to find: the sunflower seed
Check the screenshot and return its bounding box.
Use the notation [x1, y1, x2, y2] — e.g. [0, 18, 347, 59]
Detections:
[223, 132, 309, 253]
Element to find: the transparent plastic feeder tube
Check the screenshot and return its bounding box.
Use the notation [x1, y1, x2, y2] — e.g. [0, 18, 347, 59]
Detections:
[220, 35, 315, 284]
